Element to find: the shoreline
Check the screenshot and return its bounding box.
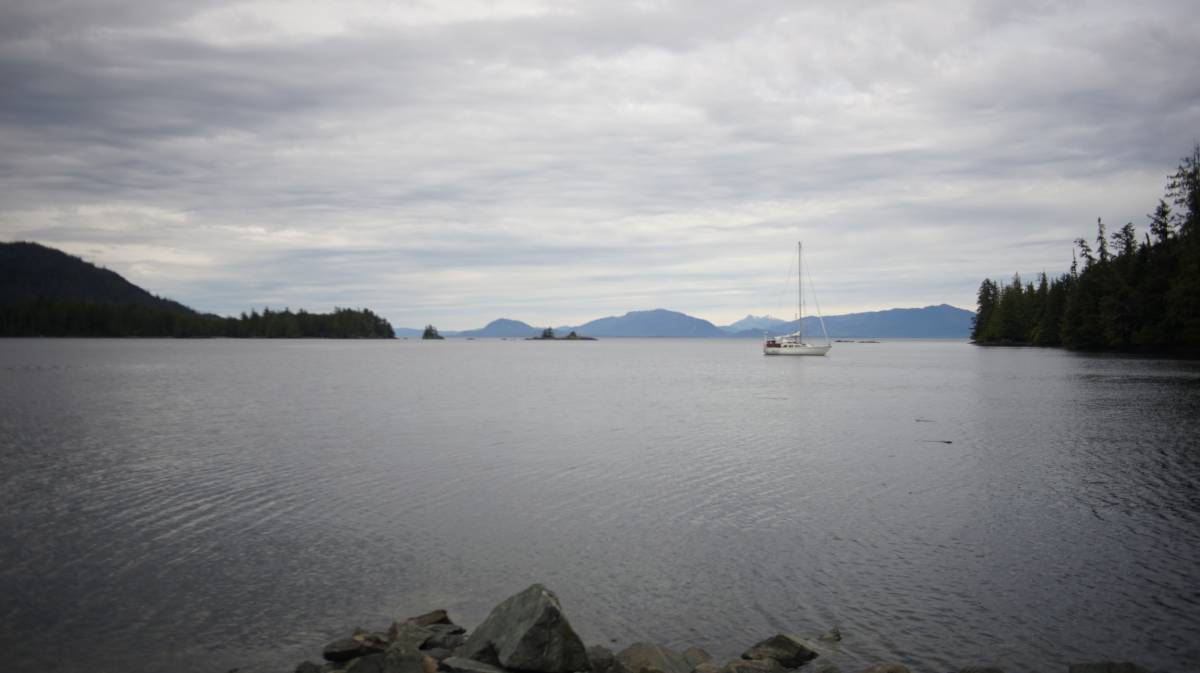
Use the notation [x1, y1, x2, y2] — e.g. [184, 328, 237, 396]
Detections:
[289, 585, 1147, 673]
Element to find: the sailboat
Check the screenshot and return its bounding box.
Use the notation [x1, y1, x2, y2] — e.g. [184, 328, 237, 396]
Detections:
[763, 242, 831, 356]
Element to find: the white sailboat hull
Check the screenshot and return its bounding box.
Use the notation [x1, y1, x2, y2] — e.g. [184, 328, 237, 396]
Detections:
[763, 342, 831, 356]
[764, 241, 831, 357]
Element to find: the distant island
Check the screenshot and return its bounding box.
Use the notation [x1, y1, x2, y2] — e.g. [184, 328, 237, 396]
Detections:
[0, 242, 395, 338]
[525, 327, 596, 341]
[422, 325, 445, 340]
[971, 144, 1199, 354]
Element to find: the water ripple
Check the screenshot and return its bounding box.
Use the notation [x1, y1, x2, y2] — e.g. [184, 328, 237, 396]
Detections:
[0, 339, 1198, 673]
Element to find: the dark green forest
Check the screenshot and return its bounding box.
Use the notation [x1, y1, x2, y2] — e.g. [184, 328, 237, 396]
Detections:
[972, 144, 1200, 353]
[0, 242, 395, 338]
[1, 301, 395, 338]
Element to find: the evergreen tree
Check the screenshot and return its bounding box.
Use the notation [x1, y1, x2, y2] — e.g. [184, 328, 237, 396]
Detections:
[971, 278, 998, 342]
[997, 273, 1026, 343]
[971, 142, 1200, 354]
[1165, 145, 1200, 345]
[1149, 200, 1173, 244]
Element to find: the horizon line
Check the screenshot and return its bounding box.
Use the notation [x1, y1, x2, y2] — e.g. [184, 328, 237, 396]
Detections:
[403, 303, 972, 332]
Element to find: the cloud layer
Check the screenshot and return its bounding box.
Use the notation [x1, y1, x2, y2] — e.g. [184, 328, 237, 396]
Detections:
[2, 0, 1198, 327]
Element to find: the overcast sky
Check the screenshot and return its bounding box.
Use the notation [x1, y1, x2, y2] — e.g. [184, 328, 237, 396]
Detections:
[2, 1, 1198, 328]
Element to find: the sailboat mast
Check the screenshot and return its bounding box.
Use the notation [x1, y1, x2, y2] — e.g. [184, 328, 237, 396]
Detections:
[797, 241, 803, 341]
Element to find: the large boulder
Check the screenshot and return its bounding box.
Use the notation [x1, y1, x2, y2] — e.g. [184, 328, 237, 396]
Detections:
[459, 584, 590, 673]
[741, 635, 819, 668]
[1068, 664, 1149, 673]
[616, 642, 693, 673]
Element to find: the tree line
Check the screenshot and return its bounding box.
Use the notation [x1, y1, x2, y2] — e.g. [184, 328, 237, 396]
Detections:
[0, 302, 395, 338]
[972, 144, 1200, 353]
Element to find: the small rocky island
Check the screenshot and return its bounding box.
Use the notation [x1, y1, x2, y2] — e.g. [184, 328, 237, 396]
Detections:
[289, 584, 1146, 673]
[526, 328, 597, 341]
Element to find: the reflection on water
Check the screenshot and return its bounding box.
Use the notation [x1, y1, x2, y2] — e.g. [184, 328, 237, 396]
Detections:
[1, 339, 1198, 673]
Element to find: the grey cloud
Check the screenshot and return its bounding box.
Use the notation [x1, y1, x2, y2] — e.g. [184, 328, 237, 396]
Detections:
[1, 0, 1198, 328]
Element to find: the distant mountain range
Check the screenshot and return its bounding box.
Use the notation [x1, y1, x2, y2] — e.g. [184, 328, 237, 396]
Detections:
[567, 308, 724, 337]
[730, 304, 974, 338]
[417, 305, 973, 339]
[454, 318, 547, 338]
[720, 314, 787, 332]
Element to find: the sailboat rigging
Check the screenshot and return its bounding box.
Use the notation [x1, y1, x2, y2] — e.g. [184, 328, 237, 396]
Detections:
[763, 242, 831, 356]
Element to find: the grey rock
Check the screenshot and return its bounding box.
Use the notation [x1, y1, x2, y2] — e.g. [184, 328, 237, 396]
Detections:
[346, 654, 387, 673]
[955, 668, 1003, 673]
[326, 638, 371, 662]
[717, 660, 786, 673]
[590, 646, 634, 673]
[854, 665, 910, 673]
[439, 656, 508, 673]
[384, 648, 439, 673]
[692, 663, 719, 673]
[390, 621, 436, 652]
[359, 632, 391, 654]
[817, 629, 842, 643]
[460, 584, 590, 673]
[428, 623, 468, 637]
[741, 634, 819, 668]
[616, 642, 692, 673]
[425, 632, 466, 651]
[408, 610, 454, 627]
[588, 646, 616, 673]
[296, 662, 324, 673]
[682, 648, 712, 668]
[1068, 664, 1149, 673]
[810, 665, 840, 673]
[422, 648, 455, 662]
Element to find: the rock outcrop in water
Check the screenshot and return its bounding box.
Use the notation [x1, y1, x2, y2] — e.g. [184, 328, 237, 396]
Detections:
[290, 584, 1148, 673]
[459, 584, 590, 673]
[741, 634, 819, 669]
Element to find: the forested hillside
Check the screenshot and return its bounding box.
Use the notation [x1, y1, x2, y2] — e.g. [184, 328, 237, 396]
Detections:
[0, 242, 394, 338]
[1, 242, 195, 313]
[971, 144, 1200, 353]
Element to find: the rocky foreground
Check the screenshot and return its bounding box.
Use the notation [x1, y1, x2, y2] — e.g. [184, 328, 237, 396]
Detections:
[290, 584, 1147, 673]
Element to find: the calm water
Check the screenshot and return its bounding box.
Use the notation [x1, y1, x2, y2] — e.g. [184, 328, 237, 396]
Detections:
[1, 338, 1198, 673]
